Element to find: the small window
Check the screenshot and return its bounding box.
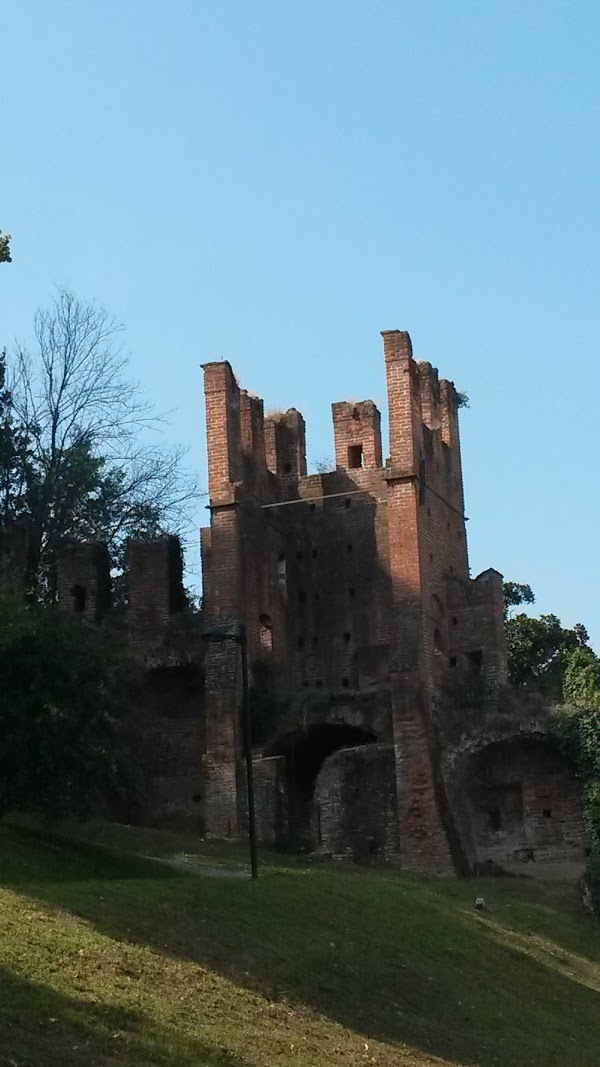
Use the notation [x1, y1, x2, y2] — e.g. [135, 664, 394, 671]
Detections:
[259, 613, 273, 653]
[297, 637, 305, 649]
[343, 632, 352, 643]
[314, 592, 320, 601]
[312, 548, 318, 558]
[468, 649, 483, 674]
[297, 551, 303, 560]
[349, 587, 356, 598]
[312, 636, 318, 647]
[299, 591, 306, 604]
[452, 616, 458, 626]
[341, 677, 349, 688]
[348, 444, 363, 469]
[449, 655, 457, 667]
[543, 808, 552, 819]
[71, 584, 86, 614]
[315, 679, 323, 689]
[283, 462, 292, 474]
[347, 543, 353, 553]
[344, 498, 351, 508]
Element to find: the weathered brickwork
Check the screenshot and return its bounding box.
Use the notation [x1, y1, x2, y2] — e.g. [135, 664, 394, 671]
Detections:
[198, 328, 585, 873]
[47, 327, 586, 874]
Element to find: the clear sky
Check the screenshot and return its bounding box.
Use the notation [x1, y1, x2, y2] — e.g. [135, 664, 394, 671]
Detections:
[3, 1, 599, 647]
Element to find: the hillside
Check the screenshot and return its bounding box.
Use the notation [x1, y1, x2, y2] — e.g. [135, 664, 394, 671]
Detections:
[0, 821, 599, 1067]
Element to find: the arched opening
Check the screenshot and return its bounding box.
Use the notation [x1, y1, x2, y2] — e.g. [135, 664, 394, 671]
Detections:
[458, 737, 586, 872]
[267, 723, 376, 852]
[71, 584, 86, 614]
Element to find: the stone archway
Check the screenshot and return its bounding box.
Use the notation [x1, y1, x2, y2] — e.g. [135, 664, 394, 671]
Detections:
[455, 736, 586, 872]
[266, 723, 377, 852]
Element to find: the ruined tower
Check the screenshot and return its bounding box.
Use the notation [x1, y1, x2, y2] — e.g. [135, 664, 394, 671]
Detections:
[200, 331, 510, 871]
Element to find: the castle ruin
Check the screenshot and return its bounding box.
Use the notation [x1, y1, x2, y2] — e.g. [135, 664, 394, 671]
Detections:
[50, 329, 587, 874]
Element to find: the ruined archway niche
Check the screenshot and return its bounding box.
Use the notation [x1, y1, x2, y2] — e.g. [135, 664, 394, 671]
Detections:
[266, 723, 376, 852]
[459, 738, 586, 871]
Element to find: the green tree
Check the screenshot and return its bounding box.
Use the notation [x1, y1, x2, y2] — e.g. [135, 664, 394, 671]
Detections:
[3, 287, 197, 598]
[0, 589, 139, 819]
[503, 581, 592, 697]
[0, 231, 10, 263]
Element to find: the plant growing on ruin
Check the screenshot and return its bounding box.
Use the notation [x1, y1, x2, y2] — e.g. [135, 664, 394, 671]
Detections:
[2, 287, 197, 598]
[0, 231, 10, 263]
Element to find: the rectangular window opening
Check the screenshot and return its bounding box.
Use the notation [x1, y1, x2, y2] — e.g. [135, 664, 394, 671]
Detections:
[348, 444, 363, 469]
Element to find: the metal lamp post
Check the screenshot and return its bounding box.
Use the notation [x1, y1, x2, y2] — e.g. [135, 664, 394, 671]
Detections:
[201, 623, 258, 879]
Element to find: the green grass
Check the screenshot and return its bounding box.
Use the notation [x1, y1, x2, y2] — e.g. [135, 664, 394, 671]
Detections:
[1, 820, 599, 1067]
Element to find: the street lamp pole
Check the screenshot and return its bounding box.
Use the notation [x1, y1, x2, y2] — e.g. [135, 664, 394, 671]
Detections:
[202, 624, 258, 879]
[239, 624, 258, 880]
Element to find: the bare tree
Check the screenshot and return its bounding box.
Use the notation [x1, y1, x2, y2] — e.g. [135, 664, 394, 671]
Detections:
[6, 286, 198, 596]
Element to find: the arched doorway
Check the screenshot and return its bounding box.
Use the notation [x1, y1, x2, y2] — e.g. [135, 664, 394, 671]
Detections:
[266, 723, 376, 851]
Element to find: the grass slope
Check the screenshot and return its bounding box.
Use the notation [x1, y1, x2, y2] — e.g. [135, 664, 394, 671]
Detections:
[0, 820, 599, 1067]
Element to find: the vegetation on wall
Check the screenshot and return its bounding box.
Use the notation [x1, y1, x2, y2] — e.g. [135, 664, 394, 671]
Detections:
[0, 588, 139, 820]
[504, 580, 600, 905]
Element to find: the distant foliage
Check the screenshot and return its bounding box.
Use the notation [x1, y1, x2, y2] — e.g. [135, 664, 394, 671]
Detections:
[1, 287, 197, 600]
[0, 231, 10, 263]
[0, 589, 139, 820]
[503, 579, 600, 859]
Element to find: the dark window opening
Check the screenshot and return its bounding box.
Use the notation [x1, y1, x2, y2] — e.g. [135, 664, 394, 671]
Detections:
[345, 498, 351, 508]
[297, 551, 303, 560]
[347, 543, 353, 553]
[312, 636, 318, 647]
[312, 548, 318, 558]
[452, 616, 458, 626]
[489, 807, 502, 831]
[449, 655, 457, 667]
[349, 587, 356, 598]
[343, 632, 352, 643]
[468, 649, 483, 674]
[543, 808, 552, 819]
[191, 793, 202, 803]
[71, 584, 86, 614]
[283, 462, 292, 474]
[348, 444, 363, 469]
[310, 503, 316, 512]
[314, 592, 320, 601]
[429, 553, 434, 562]
[298, 591, 306, 604]
[297, 637, 305, 649]
[341, 677, 349, 688]
[302, 680, 309, 687]
[315, 679, 323, 689]
[434, 627, 445, 654]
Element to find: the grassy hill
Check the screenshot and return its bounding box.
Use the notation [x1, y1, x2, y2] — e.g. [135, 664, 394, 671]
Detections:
[0, 820, 599, 1067]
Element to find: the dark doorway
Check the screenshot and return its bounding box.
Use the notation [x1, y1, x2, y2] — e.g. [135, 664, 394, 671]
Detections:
[267, 723, 376, 851]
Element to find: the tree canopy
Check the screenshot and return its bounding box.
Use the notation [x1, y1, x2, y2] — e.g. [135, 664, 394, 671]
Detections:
[0, 589, 138, 820]
[1, 287, 197, 599]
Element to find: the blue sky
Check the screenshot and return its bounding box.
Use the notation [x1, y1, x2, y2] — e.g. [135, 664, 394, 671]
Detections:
[2, 1, 599, 647]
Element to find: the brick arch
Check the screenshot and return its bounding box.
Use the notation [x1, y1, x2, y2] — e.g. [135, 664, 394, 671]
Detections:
[265, 722, 377, 852]
[448, 732, 586, 872]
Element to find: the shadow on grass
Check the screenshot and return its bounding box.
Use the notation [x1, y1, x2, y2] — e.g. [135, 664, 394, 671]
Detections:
[2, 824, 600, 1067]
[0, 964, 250, 1067]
